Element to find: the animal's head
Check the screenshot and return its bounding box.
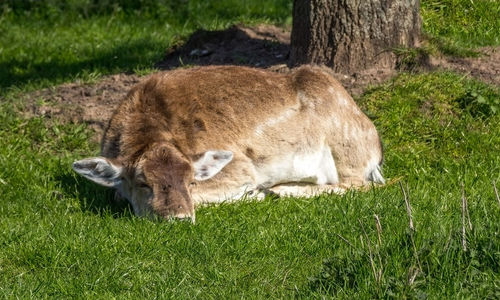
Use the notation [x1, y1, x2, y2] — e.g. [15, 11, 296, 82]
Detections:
[72, 144, 233, 222]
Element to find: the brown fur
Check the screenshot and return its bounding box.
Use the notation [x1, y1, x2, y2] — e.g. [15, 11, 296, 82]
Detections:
[82, 65, 383, 220]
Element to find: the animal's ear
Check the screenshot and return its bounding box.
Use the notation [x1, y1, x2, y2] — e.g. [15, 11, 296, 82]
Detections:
[72, 157, 123, 187]
[193, 150, 233, 181]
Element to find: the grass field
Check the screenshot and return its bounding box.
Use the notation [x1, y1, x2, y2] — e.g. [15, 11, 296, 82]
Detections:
[1, 1, 499, 298]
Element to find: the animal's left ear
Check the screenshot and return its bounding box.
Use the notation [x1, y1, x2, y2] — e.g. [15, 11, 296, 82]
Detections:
[193, 150, 233, 181]
[72, 157, 123, 187]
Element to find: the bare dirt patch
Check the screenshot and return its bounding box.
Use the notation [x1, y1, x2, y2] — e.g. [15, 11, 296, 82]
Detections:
[22, 24, 499, 141]
[157, 24, 291, 69]
[429, 47, 500, 86]
[27, 74, 142, 138]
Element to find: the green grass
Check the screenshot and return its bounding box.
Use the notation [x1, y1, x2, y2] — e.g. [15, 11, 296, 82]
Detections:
[422, 0, 500, 47]
[1, 72, 499, 298]
[0, 0, 292, 93]
[2, 0, 499, 93]
[421, 0, 500, 55]
[1, 0, 500, 298]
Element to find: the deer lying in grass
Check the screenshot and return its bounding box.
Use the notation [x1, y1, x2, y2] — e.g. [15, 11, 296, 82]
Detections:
[73, 65, 384, 221]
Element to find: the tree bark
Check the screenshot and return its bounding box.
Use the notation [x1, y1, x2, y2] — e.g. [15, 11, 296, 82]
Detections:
[289, 0, 421, 74]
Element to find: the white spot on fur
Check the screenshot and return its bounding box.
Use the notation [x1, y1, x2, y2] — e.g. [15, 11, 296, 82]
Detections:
[343, 124, 350, 137]
[336, 90, 349, 106]
[333, 117, 341, 128]
[254, 106, 297, 136]
[297, 91, 316, 109]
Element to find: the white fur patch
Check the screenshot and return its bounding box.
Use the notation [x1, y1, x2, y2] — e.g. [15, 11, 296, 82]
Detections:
[343, 123, 350, 138]
[254, 145, 339, 187]
[254, 107, 298, 136]
[336, 91, 349, 106]
[333, 117, 341, 128]
[369, 166, 385, 184]
[193, 145, 340, 203]
[365, 156, 385, 184]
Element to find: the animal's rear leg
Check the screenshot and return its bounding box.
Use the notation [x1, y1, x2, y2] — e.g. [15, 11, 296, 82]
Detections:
[334, 151, 384, 188]
[338, 176, 366, 189]
[266, 184, 346, 198]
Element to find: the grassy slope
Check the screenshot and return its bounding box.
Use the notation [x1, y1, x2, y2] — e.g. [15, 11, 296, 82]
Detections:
[0, 0, 292, 94]
[1, 0, 498, 93]
[1, 0, 499, 298]
[422, 0, 500, 47]
[1, 72, 498, 298]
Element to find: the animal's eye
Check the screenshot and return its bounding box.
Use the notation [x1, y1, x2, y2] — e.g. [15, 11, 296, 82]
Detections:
[189, 182, 197, 186]
[137, 182, 150, 189]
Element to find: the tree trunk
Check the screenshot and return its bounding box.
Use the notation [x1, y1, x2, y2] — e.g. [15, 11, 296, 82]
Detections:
[289, 0, 421, 74]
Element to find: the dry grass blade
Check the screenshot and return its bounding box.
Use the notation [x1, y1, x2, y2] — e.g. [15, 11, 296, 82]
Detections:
[336, 233, 355, 248]
[461, 183, 468, 251]
[461, 183, 472, 231]
[399, 182, 414, 231]
[399, 182, 423, 272]
[372, 214, 384, 281]
[408, 266, 419, 286]
[374, 214, 382, 246]
[358, 218, 381, 284]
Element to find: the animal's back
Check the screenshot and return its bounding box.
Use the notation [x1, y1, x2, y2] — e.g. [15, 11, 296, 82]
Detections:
[75, 65, 384, 218]
[101, 65, 382, 194]
[101, 66, 339, 158]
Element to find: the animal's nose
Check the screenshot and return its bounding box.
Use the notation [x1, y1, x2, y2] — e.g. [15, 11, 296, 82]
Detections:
[173, 213, 195, 223]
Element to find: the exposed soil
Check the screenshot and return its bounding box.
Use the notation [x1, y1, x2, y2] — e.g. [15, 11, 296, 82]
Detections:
[429, 47, 500, 86]
[22, 24, 499, 141]
[27, 74, 142, 137]
[157, 25, 291, 69]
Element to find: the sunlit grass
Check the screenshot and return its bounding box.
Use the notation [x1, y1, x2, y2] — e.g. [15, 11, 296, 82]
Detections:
[0, 0, 499, 297]
[422, 0, 500, 50]
[1, 72, 499, 298]
[0, 0, 292, 93]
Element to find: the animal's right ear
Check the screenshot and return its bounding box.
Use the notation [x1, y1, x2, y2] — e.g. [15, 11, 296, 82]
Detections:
[193, 150, 233, 181]
[72, 157, 123, 187]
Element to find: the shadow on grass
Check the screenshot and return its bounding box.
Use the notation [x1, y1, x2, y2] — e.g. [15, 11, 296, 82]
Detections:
[2, 25, 291, 92]
[0, 37, 163, 92]
[156, 25, 289, 70]
[55, 172, 133, 218]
